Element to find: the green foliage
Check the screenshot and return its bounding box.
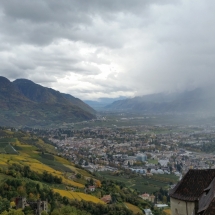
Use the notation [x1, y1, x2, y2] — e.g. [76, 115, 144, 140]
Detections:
[0, 177, 140, 215]
[0, 209, 24, 215]
[51, 205, 90, 215]
[6, 164, 62, 184]
[76, 173, 81, 179]
[0, 197, 10, 213]
[98, 171, 174, 194]
[0, 138, 17, 154]
[23, 206, 34, 215]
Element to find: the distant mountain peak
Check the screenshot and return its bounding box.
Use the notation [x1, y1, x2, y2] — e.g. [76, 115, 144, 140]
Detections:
[0, 76, 11, 84]
[13, 78, 35, 84]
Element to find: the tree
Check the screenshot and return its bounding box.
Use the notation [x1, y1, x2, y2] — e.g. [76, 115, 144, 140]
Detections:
[0, 209, 24, 215]
[76, 173, 81, 179]
[163, 196, 167, 203]
[89, 178, 94, 186]
[0, 198, 10, 213]
[95, 180, 101, 188]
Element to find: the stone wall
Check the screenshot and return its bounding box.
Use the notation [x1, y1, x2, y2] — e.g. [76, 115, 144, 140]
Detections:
[170, 197, 195, 215]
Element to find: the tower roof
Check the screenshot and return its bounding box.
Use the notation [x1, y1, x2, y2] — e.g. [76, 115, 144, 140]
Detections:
[169, 169, 215, 201]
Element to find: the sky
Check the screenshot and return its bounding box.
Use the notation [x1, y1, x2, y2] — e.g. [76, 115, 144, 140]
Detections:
[1, 0, 215, 100]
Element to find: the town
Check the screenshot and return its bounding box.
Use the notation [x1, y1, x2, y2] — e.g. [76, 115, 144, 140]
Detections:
[42, 125, 215, 174]
[25, 122, 215, 195]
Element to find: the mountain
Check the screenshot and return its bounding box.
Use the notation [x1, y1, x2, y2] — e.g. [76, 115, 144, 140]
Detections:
[106, 88, 215, 113]
[62, 93, 96, 114]
[84, 97, 127, 110]
[0, 77, 96, 127]
[13, 79, 71, 104]
[13, 78, 96, 114]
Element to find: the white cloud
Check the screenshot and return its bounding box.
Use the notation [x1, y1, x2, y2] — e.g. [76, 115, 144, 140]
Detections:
[0, 0, 215, 100]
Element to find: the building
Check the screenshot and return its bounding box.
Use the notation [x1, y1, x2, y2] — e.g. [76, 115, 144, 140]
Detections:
[140, 193, 150, 200]
[139, 193, 155, 203]
[143, 209, 153, 215]
[16, 197, 27, 209]
[16, 197, 48, 215]
[101, 195, 112, 204]
[88, 185, 96, 192]
[158, 159, 169, 167]
[169, 169, 215, 215]
[136, 153, 147, 162]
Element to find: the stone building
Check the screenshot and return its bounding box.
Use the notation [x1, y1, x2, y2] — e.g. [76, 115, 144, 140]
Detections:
[16, 197, 48, 215]
[139, 193, 155, 203]
[169, 169, 215, 215]
[101, 194, 112, 204]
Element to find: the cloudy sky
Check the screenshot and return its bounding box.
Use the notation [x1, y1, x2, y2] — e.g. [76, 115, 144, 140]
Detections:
[1, 0, 215, 100]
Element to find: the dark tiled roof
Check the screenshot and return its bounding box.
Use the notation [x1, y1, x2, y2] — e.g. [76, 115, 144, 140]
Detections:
[169, 169, 215, 201]
[202, 198, 215, 215]
[198, 177, 215, 213]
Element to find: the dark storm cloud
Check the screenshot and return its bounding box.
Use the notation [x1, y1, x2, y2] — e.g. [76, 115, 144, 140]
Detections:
[0, 0, 176, 46]
[0, 0, 215, 99]
[1, 0, 174, 23]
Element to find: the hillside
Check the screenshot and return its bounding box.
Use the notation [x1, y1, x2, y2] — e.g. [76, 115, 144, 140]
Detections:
[0, 77, 96, 127]
[0, 128, 154, 215]
[106, 88, 215, 113]
[13, 79, 72, 104]
[62, 93, 96, 115]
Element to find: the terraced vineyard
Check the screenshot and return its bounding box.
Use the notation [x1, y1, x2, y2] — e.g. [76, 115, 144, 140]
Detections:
[0, 138, 18, 154]
[0, 135, 95, 190]
[53, 189, 104, 204]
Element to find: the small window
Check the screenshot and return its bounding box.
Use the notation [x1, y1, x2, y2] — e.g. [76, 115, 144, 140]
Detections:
[205, 189, 210, 195]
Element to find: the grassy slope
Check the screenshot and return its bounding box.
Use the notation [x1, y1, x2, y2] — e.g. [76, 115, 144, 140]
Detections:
[124, 202, 143, 214]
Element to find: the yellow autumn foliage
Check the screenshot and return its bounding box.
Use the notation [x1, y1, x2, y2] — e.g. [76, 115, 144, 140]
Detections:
[163, 209, 171, 215]
[0, 154, 84, 188]
[53, 189, 105, 204]
[54, 156, 71, 165]
[77, 192, 104, 204]
[70, 192, 82, 201]
[124, 202, 143, 214]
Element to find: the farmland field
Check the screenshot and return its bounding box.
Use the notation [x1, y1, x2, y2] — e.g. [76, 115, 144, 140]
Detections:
[148, 159, 158, 164]
[98, 171, 178, 193]
[0, 138, 18, 154]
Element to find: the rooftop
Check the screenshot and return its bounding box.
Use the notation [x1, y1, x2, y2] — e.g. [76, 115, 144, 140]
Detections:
[169, 169, 215, 201]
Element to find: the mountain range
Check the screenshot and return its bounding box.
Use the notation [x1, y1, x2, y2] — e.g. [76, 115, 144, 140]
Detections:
[105, 88, 215, 113]
[84, 96, 127, 110]
[0, 76, 96, 127]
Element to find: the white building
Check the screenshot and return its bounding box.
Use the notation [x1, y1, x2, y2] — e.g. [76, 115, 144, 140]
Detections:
[136, 153, 147, 162]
